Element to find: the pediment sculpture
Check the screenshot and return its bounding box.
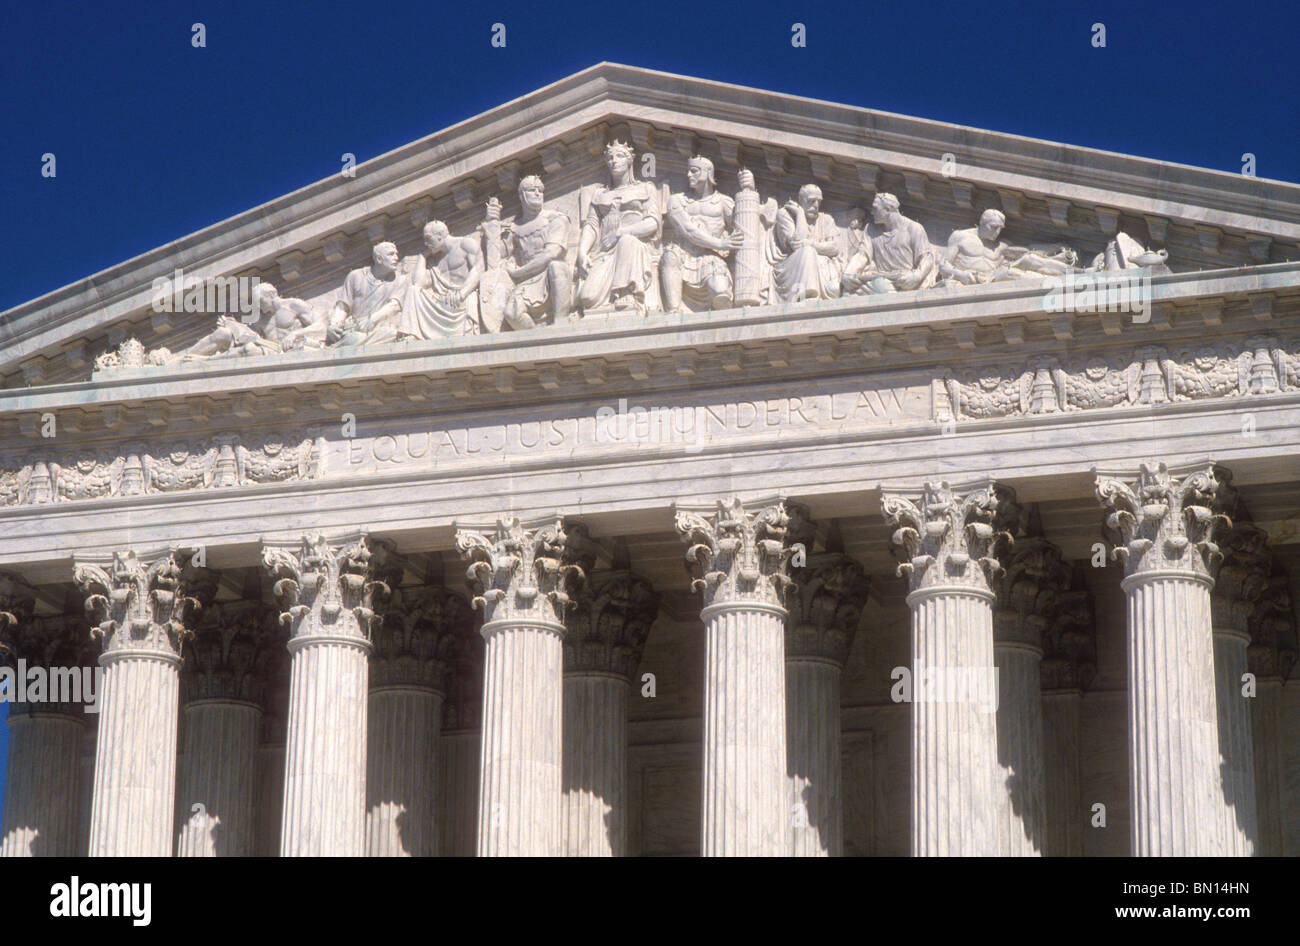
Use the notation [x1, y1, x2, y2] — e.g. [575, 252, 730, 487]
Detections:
[90, 140, 1183, 372]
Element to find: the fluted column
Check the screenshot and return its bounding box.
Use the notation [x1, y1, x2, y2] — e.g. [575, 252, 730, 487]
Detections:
[262, 533, 388, 856]
[456, 517, 583, 856]
[677, 496, 793, 856]
[882, 481, 1007, 856]
[366, 584, 472, 856]
[1207, 515, 1270, 857]
[782, 512, 869, 857]
[74, 549, 199, 857]
[1248, 574, 1296, 856]
[175, 599, 274, 857]
[1040, 589, 1095, 857]
[989, 503, 1073, 857]
[1096, 461, 1227, 856]
[1, 588, 93, 858]
[438, 624, 483, 857]
[562, 532, 659, 856]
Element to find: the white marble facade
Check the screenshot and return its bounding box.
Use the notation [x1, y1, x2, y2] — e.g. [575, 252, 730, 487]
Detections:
[2, 65, 1300, 857]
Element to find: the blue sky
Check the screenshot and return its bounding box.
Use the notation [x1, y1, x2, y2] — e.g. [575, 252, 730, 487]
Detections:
[1, 0, 1297, 815]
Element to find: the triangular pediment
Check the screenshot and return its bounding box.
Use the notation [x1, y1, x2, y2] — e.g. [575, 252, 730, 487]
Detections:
[4, 62, 1299, 385]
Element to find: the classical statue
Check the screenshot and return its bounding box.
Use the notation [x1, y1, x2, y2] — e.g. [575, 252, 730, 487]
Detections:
[149, 284, 324, 364]
[1086, 231, 1169, 272]
[840, 193, 936, 294]
[398, 221, 485, 338]
[478, 177, 572, 331]
[659, 156, 744, 312]
[765, 183, 843, 303]
[938, 209, 1080, 284]
[575, 141, 662, 313]
[330, 242, 408, 346]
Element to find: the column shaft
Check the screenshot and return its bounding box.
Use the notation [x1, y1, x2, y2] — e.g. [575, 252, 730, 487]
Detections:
[1213, 630, 1256, 855]
[911, 589, 999, 856]
[994, 642, 1046, 855]
[366, 686, 442, 856]
[1042, 690, 1083, 856]
[478, 623, 563, 856]
[1125, 573, 1222, 855]
[281, 638, 369, 855]
[563, 673, 629, 856]
[1252, 678, 1282, 856]
[701, 603, 787, 856]
[175, 700, 261, 857]
[0, 714, 83, 856]
[438, 730, 479, 856]
[786, 658, 841, 856]
[89, 655, 181, 856]
[256, 743, 284, 857]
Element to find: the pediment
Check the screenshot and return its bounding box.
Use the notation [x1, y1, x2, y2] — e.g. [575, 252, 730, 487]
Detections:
[4, 61, 1300, 386]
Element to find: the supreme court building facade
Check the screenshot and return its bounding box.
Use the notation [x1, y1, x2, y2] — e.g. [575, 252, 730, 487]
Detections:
[2, 64, 1299, 857]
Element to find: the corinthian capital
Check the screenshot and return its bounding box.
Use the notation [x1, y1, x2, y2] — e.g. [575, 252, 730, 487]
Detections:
[1249, 575, 1297, 680]
[1209, 522, 1271, 637]
[371, 585, 475, 690]
[674, 496, 793, 610]
[1094, 461, 1225, 578]
[0, 572, 37, 655]
[565, 569, 660, 678]
[454, 516, 584, 629]
[881, 480, 1007, 594]
[181, 599, 280, 704]
[73, 549, 202, 660]
[261, 533, 389, 645]
[992, 500, 1073, 648]
[782, 508, 870, 664]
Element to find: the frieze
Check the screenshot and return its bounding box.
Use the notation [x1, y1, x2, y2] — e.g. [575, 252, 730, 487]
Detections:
[936, 335, 1300, 421]
[0, 431, 324, 507]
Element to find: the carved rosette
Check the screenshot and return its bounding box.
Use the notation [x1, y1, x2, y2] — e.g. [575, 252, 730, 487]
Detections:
[1208, 522, 1271, 638]
[73, 549, 202, 662]
[675, 497, 793, 612]
[1094, 462, 1225, 579]
[1248, 576, 1298, 681]
[881, 480, 1007, 596]
[370, 585, 474, 691]
[563, 569, 660, 679]
[180, 600, 281, 705]
[260, 534, 389, 647]
[454, 517, 584, 631]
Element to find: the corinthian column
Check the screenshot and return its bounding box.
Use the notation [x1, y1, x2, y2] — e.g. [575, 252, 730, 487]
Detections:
[456, 517, 583, 856]
[262, 533, 388, 857]
[990, 502, 1069, 857]
[1, 587, 93, 857]
[676, 496, 792, 856]
[74, 549, 199, 857]
[882, 481, 1007, 857]
[1096, 460, 1227, 856]
[1249, 573, 1296, 857]
[562, 530, 659, 856]
[1207, 508, 1270, 857]
[1040, 589, 1095, 857]
[438, 625, 483, 857]
[366, 582, 472, 857]
[175, 598, 275, 857]
[782, 512, 869, 857]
